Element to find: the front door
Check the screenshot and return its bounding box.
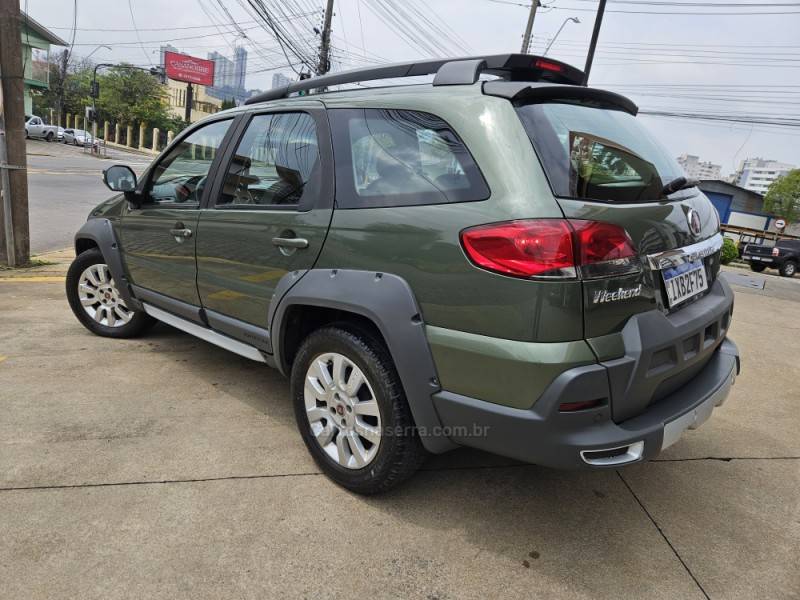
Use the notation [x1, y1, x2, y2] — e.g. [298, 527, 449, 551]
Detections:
[196, 105, 334, 333]
[117, 118, 235, 310]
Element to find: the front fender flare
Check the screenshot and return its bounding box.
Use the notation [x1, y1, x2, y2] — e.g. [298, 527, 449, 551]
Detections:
[269, 269, 456, 454]
[74, 218, 141, 311]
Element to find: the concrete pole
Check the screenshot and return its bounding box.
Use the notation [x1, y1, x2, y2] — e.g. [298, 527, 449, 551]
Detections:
[103, 121, 109, 141]
[317, 0, 335, 75]
[520, 0, 539, 54]
[126, 125, 133, 148]
[114, 123, 121, 144]
[0, 0, 30, 266]
[138, 123, 147, 151]
[167, 130, 174, 146]
[152, 128, 159, 152]
[66, 113, 72, 128]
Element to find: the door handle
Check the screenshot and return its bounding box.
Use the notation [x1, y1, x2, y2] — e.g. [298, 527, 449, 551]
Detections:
[272, 237, 308, 249]
[170, 228, 193, 238]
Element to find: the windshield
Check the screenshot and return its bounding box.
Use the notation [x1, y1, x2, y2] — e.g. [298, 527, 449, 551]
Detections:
[516, 102, 684, 203]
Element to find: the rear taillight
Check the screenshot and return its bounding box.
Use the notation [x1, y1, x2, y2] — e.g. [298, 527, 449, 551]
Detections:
[460, 219, 640, 280]
[570, 219, 640, 279]
[460, 220, 576, 278]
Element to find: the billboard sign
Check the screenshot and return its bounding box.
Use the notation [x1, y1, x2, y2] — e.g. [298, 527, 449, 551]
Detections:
[164, 51, 215, 86]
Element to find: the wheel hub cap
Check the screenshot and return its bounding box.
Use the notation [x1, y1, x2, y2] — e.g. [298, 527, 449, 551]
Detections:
[77, 263, 133, 328]
[304, 352, 382, 469]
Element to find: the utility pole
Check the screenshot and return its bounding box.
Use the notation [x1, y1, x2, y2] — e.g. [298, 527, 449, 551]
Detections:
[520, 0, 539, 54]
[317, 0, 335, 75]
[185, 82, 193, 123]
[0, 0, 30, 267]
[582, 0, 607, 86]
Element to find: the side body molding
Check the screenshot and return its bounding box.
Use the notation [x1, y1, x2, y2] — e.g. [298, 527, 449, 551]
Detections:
[269, 269, 456, 454]
[74, 218, 142, 311]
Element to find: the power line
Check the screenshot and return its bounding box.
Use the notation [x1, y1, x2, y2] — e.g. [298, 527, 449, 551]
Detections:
[126, 0, 152, 66]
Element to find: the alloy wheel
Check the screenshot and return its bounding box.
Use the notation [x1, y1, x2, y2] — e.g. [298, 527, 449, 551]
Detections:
[78, 263, 133, 328]
[304, 352, 382, 469]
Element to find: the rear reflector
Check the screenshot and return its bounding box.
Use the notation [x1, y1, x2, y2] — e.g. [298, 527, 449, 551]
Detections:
[559, 399, 603, 412]
[460, 219, 640, 279]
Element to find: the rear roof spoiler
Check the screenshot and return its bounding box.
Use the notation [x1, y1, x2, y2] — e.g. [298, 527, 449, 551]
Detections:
[483, 80, 639, 115]
[245, 54, 584, 105]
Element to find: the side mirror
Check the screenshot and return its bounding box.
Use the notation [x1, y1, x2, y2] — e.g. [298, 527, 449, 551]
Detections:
[103, 165, 137, 193]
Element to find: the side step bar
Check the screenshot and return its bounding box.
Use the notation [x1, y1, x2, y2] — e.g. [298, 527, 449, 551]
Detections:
[142, 303, 267, 363]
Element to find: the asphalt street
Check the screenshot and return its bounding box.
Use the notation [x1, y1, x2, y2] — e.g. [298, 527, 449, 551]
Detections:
[0, 260, 798, 599]
[25, 139, 153, 254]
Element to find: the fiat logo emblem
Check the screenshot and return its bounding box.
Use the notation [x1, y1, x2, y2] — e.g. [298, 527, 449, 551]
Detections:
[687, 209, 702, 236]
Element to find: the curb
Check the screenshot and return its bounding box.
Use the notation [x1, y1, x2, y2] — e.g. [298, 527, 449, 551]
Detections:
[0, 247, 72, 281]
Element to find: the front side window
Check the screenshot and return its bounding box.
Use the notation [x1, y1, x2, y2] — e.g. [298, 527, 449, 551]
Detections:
[216, 112, 320, 208]
[147, 119, 232, 205]
[330, 108, 489, 208]
[516, 102, 684, 203]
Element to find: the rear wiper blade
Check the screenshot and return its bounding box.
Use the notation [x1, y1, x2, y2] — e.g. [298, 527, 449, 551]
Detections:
[661, 176, 699, 196]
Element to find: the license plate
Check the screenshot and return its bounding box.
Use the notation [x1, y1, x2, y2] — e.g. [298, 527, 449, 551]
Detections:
[662, 260, 708, 308]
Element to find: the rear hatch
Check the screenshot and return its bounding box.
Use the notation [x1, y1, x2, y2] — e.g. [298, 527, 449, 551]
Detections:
[508, 89, 727, 421]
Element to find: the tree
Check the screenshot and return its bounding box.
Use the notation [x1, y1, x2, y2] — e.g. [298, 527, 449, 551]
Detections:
[32, 52, 93, 123]
[221, 97, 236, 110]
[97, 64, 169, 127]
[763, 169, 800, 226]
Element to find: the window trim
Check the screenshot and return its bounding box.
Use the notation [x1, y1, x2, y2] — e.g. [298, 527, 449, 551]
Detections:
[328, 107, 491, 210]
[206, 106, 333, 213]
[134, 115, 239, 210]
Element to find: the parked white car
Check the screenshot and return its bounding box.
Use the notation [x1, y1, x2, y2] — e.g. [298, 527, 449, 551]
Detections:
[25, 115, 59, 142]
[63, 128, 97, 147]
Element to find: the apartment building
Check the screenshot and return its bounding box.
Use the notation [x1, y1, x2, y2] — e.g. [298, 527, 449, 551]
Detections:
[734, 158, 796, 195]
[676, 154, 722, 180]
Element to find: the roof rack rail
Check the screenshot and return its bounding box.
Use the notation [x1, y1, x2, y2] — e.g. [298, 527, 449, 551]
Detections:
[244, 54, 584, 105]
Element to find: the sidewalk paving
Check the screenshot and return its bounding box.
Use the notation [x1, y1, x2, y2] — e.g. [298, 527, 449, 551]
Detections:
[0, 263, 798, 599]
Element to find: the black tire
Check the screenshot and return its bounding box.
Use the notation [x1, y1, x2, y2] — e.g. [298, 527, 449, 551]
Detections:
[779, 260, 797, 278]
[73, 139, 78, 146]
[750, 263, 767, 273]
[66, 248, 154, 338]
[291, 325, 428, 494]
[46, 131, 54, 142]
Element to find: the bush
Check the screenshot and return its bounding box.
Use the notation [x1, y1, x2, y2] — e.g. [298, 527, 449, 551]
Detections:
[720, 237, 738, 265]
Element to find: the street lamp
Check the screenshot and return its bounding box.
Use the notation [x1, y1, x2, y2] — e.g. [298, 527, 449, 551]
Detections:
[543, 17, 580, 56]
[85, 45, 112, 60]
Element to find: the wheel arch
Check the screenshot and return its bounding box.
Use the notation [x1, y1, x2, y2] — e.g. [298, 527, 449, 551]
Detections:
[269, 269, 456, 454]
[74, 218, 142, 310]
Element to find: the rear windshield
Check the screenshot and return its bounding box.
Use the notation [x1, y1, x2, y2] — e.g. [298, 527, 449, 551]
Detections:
[516, 102, 683, 203]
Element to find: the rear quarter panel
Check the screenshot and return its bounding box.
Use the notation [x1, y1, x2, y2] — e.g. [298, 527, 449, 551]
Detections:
[317, 87, 583, 343]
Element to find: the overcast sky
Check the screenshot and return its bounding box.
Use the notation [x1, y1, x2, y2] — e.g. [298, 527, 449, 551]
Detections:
[26, 0, 800, 175]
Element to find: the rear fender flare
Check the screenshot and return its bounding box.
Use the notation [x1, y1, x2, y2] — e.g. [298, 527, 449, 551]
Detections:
[269, 268, 455, 454]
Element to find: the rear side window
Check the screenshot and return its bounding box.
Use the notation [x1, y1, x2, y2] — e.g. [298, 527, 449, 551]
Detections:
[329, 108, 489, 208]
[516, 102, 683, 203]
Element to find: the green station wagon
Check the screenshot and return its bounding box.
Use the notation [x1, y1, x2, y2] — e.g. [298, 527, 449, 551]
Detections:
[67, 55, 740, 494]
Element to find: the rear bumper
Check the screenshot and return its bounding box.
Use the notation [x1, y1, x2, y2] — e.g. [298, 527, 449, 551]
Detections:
[432, 337, 739, 469]
[743, 254, 780, 265]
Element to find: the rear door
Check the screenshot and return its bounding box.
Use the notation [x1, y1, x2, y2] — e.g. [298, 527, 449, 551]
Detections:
[195, 103, 333, 346]
[117, 118, 235, 314]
